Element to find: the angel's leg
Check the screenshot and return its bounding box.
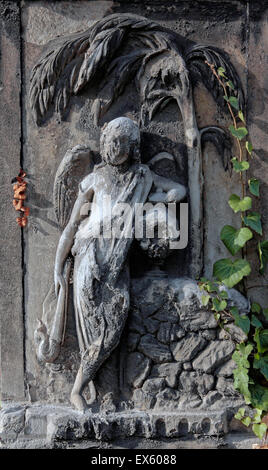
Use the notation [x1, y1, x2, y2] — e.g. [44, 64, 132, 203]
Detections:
[70, 365, 89, 412]
[70, 337, 115, 412]
[70, 326, 126, 412]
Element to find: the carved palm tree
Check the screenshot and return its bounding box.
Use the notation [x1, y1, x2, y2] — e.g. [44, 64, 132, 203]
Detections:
[30, 13, 244, 277]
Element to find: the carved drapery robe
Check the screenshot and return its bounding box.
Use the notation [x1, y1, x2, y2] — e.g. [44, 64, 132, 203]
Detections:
[70, 163, 152, 375]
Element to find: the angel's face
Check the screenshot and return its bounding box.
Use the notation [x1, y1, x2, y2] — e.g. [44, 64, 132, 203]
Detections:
[105, 133, 131, 166]
[100, 117, 140, 166]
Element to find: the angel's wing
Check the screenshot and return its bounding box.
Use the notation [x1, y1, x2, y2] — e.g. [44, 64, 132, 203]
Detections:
[53, 145, 95, 229]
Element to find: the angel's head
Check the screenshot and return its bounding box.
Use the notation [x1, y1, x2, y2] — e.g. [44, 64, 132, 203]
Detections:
[100, 117, 141, 166]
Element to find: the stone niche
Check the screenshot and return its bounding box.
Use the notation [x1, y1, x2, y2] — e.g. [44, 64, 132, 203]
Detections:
[0, 0, 267, 449]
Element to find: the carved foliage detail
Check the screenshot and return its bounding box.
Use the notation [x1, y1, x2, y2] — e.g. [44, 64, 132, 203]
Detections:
[30, 13, 244, 140]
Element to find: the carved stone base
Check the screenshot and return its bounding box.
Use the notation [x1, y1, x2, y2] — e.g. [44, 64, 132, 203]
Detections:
[0, 401, 249, 447]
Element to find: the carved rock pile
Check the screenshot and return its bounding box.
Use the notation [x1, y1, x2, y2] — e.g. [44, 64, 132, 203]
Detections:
[123, 277, 249, 411]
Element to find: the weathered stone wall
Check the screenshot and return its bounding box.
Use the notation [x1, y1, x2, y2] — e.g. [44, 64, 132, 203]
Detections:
[0, 0, 267, 426]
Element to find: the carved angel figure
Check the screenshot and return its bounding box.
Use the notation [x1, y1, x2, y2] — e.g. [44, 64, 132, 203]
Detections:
[35, 116, 187, 411]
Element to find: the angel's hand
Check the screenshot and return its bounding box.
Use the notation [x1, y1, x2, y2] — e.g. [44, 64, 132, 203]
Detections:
[54, 271, 65, 297]
[165, 187, 187, 203]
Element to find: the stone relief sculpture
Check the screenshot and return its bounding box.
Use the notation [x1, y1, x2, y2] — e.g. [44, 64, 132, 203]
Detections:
[30, 13, 243, 278]
[31, 13, 249, 419]
[35, 117, 186, 411]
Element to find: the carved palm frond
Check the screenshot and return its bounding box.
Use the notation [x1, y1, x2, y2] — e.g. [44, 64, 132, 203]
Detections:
[184, 44, 245, 111]
[200, 126, 232, 172]
[93, 51, 147, 123]
[139, 49, 190, 126]
[30, 13, 244, 174]
[30, 31, 90, 122]
[29, 14, 176, 124]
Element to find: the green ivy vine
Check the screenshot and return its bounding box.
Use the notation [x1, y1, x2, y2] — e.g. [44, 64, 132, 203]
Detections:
[198, 63, 268, 442]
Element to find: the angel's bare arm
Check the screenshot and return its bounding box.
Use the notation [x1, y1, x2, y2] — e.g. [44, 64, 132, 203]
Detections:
[54, 187, 94, 294]
[150, 171, 187, 202]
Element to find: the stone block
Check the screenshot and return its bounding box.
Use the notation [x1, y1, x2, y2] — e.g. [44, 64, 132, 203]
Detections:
[151, 363, 182, 388]
[180, 309, 218, 331]
[192, 340, 235, 373]
[138, 334, 173, 363]
[125, 352, 151, 388]
[24, 406, 48, 439]
[131, 278, 167, 318]
[144, 317, 159, 334]
[0, 405, 25, 439]
[157, 322, 172, 344]
[154, 388, 181, 411]
[128, 309, 146, 335]
[201, 391, 223, 408]
[201, 329, 217, 341]
[216, 359, 236, 377]
[142, 378, 166, 394]
[153, 307, 179, 324]
[171, 324, 186, 340]
[133, 389, 156, 410]
[126, 332, 140, 352]
[171, 333, 206, 362]
[177, 395, 202, 410]
[183, 362, 192, 371]
[216, 377, 240, 397]
[178, 371, 214, 397]
[219, 324, 247, 343]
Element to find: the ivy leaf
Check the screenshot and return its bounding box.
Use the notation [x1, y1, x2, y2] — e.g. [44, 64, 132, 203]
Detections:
[246, 141, 253, 155]
[233, 343, 253, 368]
[241, 416, 251, 427]
[258, 241, 268, 275]
[253, 355, 268, 381]
[202, 295, 210, 307]
[243, 212, 262, 235]
[259, 330, 268, 353]
[254, 329, 262, 353]
[224, 95, 239, 110]
[253, 409, 262, 424]
[226, 80, 235, 90]
[219, 290, 228, 299]
[233, 344, 253, 404]
[233, 367, 251, 404]
[238, 110, 245, 123]
[250, 384, 268, 412]
[228, 194, 252, 213]
[231, 158, 249, 172]
[218, 66, 226, 78]
[212, 297, 227, 312]
[229, 125, 248, 140]
[252, 302, 261, 314]
[231, 310, 250, 335]
[251, 314, 263, 329]
[234, 407, 245, 420]
[229, 96, 239, 110]
[248, 178, 260, 197]
[252, 423, 267, 440]
[254, 329, 268, 354]
[220, 225, 253, 256]
[230, 306, 238, 315]
[263, 309, 268, 320]
[213, 258, 251, 288]
[205, 281, 219, 293]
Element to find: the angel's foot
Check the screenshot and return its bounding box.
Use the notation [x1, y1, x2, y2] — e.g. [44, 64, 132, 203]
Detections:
[70, 392, 88, 412]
